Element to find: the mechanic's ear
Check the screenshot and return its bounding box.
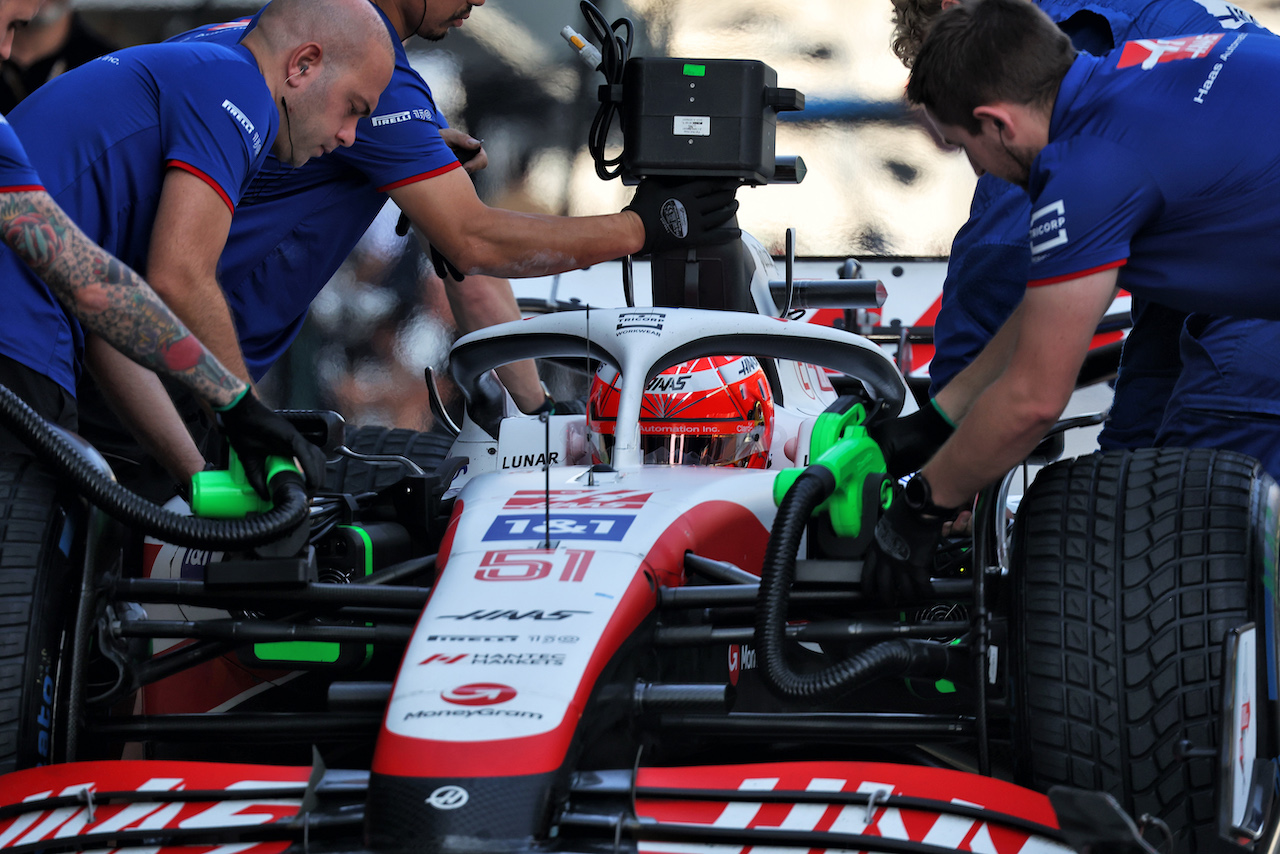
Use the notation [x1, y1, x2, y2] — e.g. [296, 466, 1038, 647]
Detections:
[286, 43, 322, 86]
[972, 105, 1012, 138]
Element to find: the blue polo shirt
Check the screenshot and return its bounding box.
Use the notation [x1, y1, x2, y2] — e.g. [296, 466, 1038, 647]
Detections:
[1027, 35, 1280, 318]
[170, 5, 461, 380]
[0, 118, 40, 191]
[0, 42, 277, 395]
[928, 0, 1268, 393]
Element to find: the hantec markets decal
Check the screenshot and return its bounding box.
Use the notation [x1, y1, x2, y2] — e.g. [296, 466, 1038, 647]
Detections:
[442, 683, 517, 706]
[420, 653, 566, 666]
[483, 514, 633, 542]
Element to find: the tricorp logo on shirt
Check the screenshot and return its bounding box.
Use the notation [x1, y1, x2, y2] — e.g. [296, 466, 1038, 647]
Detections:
[1029, 200, 1068, 257]
[1116, 34, 1224, 70]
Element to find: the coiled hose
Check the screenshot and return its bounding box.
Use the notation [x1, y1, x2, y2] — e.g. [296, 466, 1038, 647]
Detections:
[0, 383, 309, 550]
[754, 466, 952, 702]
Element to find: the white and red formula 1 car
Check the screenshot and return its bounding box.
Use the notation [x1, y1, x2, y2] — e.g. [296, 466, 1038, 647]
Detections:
[0, 1, 1274, 849]
[0, 230, 1273, 854]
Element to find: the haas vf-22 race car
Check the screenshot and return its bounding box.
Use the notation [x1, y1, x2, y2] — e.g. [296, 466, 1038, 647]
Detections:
[0, 4, 1277, 854]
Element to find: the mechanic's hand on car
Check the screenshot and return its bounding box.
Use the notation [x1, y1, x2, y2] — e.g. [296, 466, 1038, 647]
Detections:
[862, 474, 952, 608]
[626, 178, 741, 256]
[440, 127, 487, 175]
[216, 390, 327, 500]
[868, 398, 955, 478]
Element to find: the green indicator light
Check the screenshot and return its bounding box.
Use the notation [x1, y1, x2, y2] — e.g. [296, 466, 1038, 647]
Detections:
[683, 64, 706, 77]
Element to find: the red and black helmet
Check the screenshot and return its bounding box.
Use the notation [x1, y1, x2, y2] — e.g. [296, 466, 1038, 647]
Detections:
[587, 355, 773, 468]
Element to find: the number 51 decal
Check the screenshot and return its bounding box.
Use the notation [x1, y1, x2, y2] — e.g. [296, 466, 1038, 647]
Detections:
[475, 549, 594, 582]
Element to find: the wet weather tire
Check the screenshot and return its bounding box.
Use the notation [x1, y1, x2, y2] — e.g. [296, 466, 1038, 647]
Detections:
[0, 454, 80, 774]
[1011, 448, 1271, 853]
[324, 425, 455, 493]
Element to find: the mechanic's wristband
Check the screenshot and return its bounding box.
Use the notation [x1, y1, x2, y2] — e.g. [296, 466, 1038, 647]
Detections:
[902, 472, 958, 518]
[929, 397, 956, 429]
[213, 384, 250, 414]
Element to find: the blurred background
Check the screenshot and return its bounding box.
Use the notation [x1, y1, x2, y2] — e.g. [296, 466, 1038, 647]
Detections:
[53, 0, 1280, 428]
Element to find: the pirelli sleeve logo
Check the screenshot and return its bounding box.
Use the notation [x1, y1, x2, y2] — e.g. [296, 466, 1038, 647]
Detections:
[372, 108, 434, 127]
[222, 99, 263, 155]
[1029, 200, 1068, 256]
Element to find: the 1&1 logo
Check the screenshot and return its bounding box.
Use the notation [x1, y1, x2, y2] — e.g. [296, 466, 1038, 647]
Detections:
[442, 683, 517, 706]
[483, 514, 633, 542]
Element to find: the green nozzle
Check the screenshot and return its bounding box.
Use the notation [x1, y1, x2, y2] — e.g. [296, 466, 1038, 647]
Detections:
[772, 403, 889, 538]
[189, 451, 300, 518]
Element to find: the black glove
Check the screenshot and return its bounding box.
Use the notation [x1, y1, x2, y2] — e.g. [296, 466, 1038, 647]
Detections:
[430, 244, 465, 282]
[217, 391, 327, 500]
[392, 206, 465, 281]
[862, 483, 948, 608]
[868, 400, 955, 478]
[626, 178, 741, 256]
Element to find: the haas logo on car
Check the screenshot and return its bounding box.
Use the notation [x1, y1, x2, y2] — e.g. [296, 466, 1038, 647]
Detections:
[442, 683, 517, 706]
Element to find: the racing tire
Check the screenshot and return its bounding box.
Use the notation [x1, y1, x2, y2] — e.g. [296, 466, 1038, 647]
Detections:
[1011, 447, 1270, 853]
[0, 453, 82, 774]
[324, 425, 455, 494]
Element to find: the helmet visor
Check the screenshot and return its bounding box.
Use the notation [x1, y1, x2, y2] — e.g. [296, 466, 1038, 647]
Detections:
[590, 426, 769, 468]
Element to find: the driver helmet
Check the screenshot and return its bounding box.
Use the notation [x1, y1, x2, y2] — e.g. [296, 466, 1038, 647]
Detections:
[588, 355, 773, 468]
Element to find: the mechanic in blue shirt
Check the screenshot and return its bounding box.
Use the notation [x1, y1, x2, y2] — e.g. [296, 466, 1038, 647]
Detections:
[879, 0, 1278, 479]
[865, 0, 1280, 604]
[75, 0, 739, 497]
[0, 0, 396, 496]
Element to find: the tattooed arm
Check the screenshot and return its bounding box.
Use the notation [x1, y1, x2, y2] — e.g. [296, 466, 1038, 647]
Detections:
[0, 187, 248, 408]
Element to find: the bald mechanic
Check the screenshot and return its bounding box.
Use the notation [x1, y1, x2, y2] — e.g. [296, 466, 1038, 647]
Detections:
[877, 0, 1277, 480]
[863, 0, 1280, 604]
[0, 0, 395, 496]
[73, 0, 738, 500]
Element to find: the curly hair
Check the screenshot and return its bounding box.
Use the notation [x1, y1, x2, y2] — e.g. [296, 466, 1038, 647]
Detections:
[890, 0, 947, 67]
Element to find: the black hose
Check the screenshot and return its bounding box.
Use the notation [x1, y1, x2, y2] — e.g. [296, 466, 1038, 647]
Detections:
[754, 467, 952, 702]
[581, 0, 633, 182]
[0, 383, 308, 550]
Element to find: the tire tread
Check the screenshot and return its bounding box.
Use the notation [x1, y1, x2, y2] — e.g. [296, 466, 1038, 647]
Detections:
[0, 454, 66, 772]
[1013, 447, 1261, 851]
